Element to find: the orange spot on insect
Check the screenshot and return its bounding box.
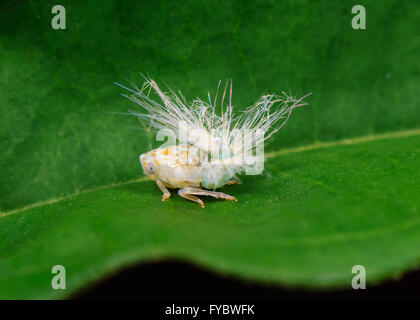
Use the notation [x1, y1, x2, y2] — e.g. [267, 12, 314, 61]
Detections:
[151, 152, 156, 156]
[154, 159, 161, 167]
[163, 148, 169, 156]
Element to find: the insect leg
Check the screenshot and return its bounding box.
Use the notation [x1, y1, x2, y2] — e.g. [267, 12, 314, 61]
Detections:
[180, 187, 238, 206]
[156, 180, 171, 201]
[226, 179, 241, 185]
[178, 188, 205, 208]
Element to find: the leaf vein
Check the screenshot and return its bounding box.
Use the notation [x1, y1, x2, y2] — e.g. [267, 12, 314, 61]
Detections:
[1, 128, 419, 218]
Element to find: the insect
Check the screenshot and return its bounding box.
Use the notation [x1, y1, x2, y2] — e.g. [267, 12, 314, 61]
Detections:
[115, 79, 310, 208]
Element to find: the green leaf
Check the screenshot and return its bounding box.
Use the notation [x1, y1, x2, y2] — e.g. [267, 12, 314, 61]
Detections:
[0, 0, 419, 298]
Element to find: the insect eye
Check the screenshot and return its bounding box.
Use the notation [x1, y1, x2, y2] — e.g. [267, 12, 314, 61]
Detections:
[145, 162, 154, 174]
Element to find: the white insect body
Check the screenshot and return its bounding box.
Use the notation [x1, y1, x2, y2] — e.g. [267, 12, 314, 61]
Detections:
[140, 144, 237, 207]
[116, 79, 310, 208]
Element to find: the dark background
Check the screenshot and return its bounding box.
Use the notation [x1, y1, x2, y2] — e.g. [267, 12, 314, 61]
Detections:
[74, 259, 420, 299]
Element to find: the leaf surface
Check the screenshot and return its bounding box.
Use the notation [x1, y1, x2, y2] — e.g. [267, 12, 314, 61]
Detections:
[1, 131, 419, 298]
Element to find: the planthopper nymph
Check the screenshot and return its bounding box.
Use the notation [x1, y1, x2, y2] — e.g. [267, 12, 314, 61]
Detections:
[115, 78, 311, 208]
